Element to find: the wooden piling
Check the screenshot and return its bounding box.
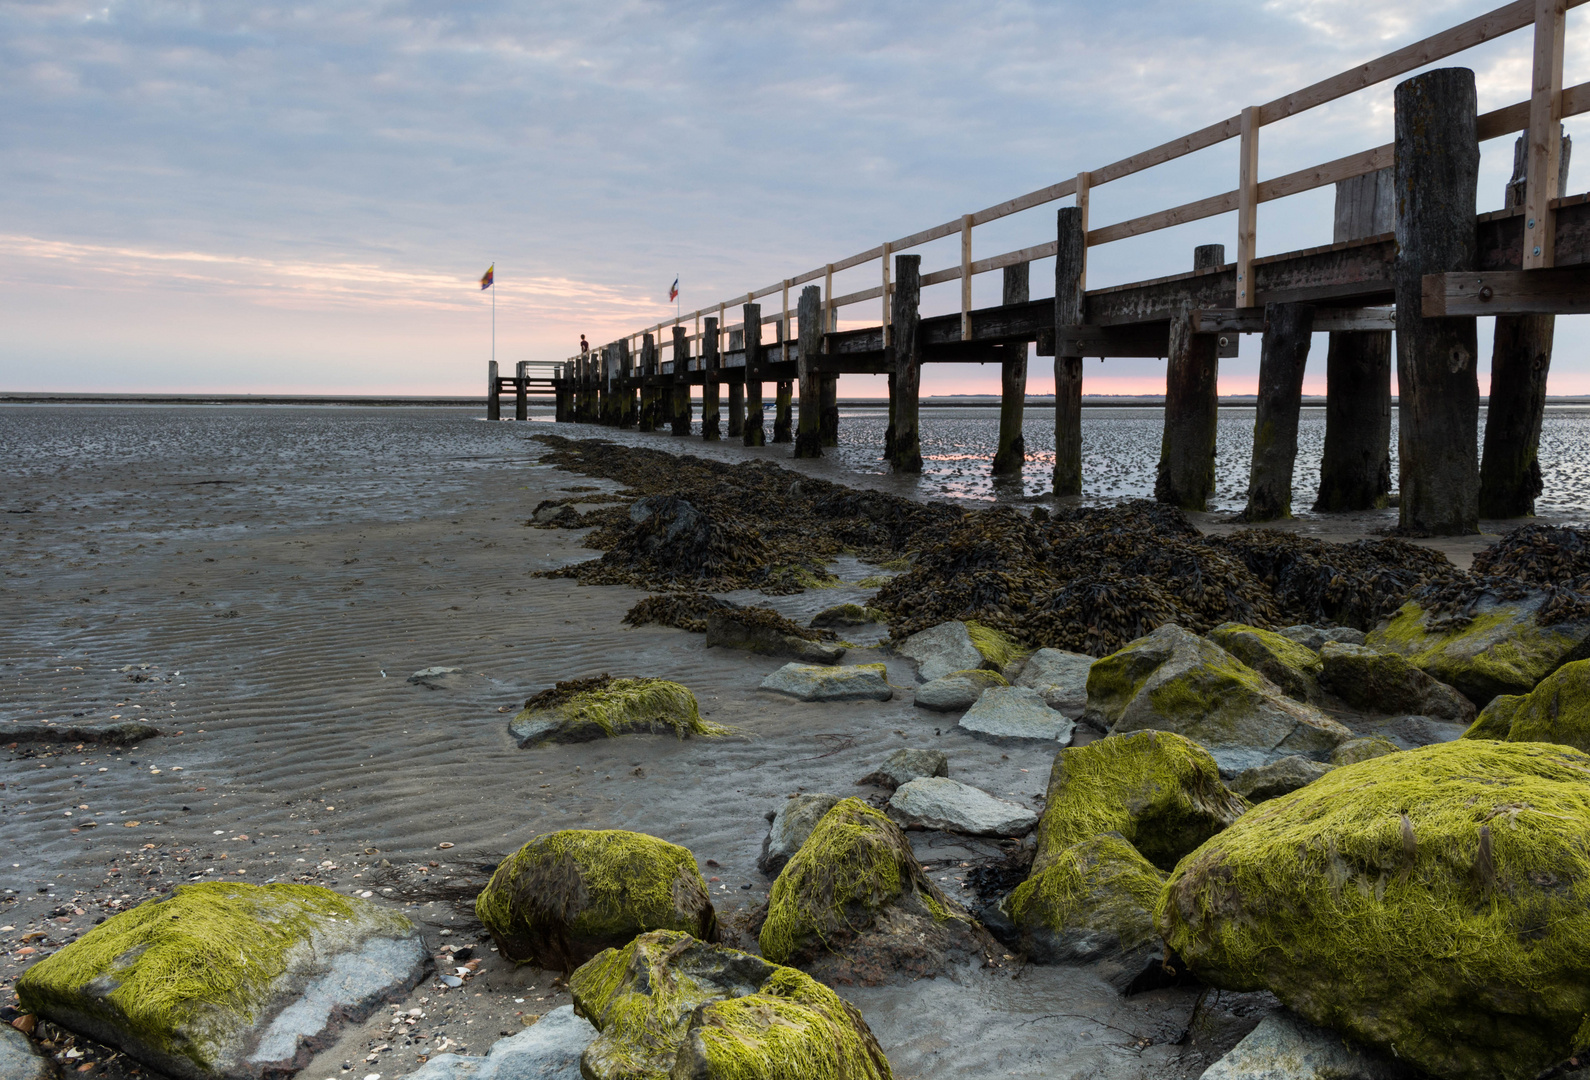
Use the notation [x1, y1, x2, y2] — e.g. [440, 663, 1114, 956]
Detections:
[889, 255, 923, 473]
[1154, 307, 1219, 510]
[1243, 303, 1315, 520]
[727, 328, 745, 438]
[701, 316, 721, 441]
[671, 326, 693, 436]
[1393, 68, 1481, 535]
[773, 318, 793, 443]
[514, 361, 529, 421]
[743, 303, 766, 446]
[819, 375, 838, 447]
[1053, 208, 1085, 495]
[638, 334, 657, 432]
[992, 263, 1030, 477]
[795, 286, 823, 458]
[487, 360, 501, 420]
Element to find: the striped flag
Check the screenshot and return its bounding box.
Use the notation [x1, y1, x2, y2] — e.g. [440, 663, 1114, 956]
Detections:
[668, 276, 678, 302]
[480, 264, 494, 291]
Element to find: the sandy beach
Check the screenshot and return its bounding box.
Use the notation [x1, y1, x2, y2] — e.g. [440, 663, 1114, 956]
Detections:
[0, 404, 1548, 1079]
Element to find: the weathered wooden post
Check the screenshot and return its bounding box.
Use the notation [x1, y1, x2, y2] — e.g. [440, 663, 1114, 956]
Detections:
[701, 316, 721, 440]
[670, 326, 693, 436]
[1153, 245, 1224, 510]
[743, 303, 766, 446]
[577, 355, 590, 422]
[727, 328, 746, 438]
[514, 361, 529, 421]
[637, 334, 657, 432]
[819, 377, 838, 447]
[487, 360, 501, 420]
[1394, 68, 1481, 535]
[1053, 208, 1085, 495]
[890, 255, 923, 472]
[1480, 130, 1571, 517]
[1242, 303, 1315, 520]
[795, 286, 823, 458]
[773, 318, 793, 443]
[617, 339, 637, 428]
[991, 262, 1030, 476]
[598, 345, 614, 425]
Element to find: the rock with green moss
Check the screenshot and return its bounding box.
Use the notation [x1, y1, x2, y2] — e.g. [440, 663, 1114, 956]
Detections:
[1277, 625, 1366, 651]
[1006, 833, 1168, 992]
[1459, 658, 1590, 751]
[1158, 740, 1590, 1080]
[1331, 735, 1400, 765]
[1366, 592, 1590, 705]
[14, 882, 426, 1080]
[759, 663, 893, 702]
[509, 676, 728, 747]
[758, 798, 994, 984]
[1208, 622, 1324, 703]
[1318, 642, 1475, 723]
[757, 793, 842, 877]
[475, 830, 717, 971]
[913, 669, 1008, 712]
[568, 930, 891, 1080]
[1084, 624, 1351, 775]
[1031, 730, 1249, 874]
[1230, 755, 1334, 802]
[705, 610, 845, 664]
[810, 603, 885, 629]
[966, 620, 1030, 679]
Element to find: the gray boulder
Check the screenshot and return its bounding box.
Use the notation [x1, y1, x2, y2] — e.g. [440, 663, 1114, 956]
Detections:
[1319, 642, 1475, 723]
[1200, 1010, 1412, 1080]
[705, 611, 845, 664]
[758, 793, 843, 876]
[885, 777, 1038, 837]
[897, 621, 985, 682]
[913, 669, 1008, 712]
[0, 1025, 55, 1080]
[1015, 648, 1094, 716]
[1386, 714, 1470, 747]
[758, 663, 892, 702]
[858, 748, 949, 790]
[401, 1006, 595, 1080]
[958, 686, 1075, 745]
[1277, 625, 1367, 652]
[1230, 756, 1334, 802]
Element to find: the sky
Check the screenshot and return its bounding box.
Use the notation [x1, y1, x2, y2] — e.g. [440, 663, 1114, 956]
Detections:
[3, 0, 1590, 397]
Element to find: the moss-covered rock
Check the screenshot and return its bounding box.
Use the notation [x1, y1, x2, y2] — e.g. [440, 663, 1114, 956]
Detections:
[1006, 833, 1168, 992]
[1084, 624, 1350, 773]
[1366, 592, 1590, 705]
[757, 793, 842, 877]
[1229, 755, 1334, 802]
[810, 603, 886, 629]
[705, 609, 845, 664]
[757, 798, 993, 984]
[1157, 740, 1590, 1080]
[569, 930, 891, 1080]
[966, 620, 1030, 679]
[475, 830, 717, 971]
[509, 676, 728, 747]
[1318, 642, 1475, 723]
[1208, 622, 1323, 703]
[1032, 730, 1249, 874]
[15, 882, 426, 1080]
[1458, 658, 1590, 752]
[1330, 735, 1400, 765]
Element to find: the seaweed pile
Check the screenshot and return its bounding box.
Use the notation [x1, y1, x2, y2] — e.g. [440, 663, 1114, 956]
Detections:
[623, 594, 835, 641]
[1471, 524, 1590, 590]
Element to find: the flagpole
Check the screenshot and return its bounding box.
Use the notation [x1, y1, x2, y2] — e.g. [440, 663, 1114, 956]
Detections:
[492, 263, 496, 370]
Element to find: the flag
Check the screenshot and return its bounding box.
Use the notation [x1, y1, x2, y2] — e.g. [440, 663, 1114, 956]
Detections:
[668, 276, 678, 302]
[480, 264, 494, 291]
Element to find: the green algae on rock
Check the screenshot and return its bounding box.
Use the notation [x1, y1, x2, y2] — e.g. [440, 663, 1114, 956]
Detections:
[1329, 735, 1400, 766]
[15, 882, 426, 1080]
[1208, 622, 1323, 703]
[966, 620, 1030, 677]
[1157, 740, 1590, 1080]
[810, 602, 887, 628]
[1006, 832, 1168, 991]
[1366, 592, 1590, 705]
[476, 830, 717, 971]
[1317, 641, 1475, 723]
[509, 675, 728, 747]
[1460, 658, 1590, 751]
[704, 608, 845, 663]
[1031, 731, 1248, 875]
[758, 798, 991, 984]
[569, 930, 892, 1080]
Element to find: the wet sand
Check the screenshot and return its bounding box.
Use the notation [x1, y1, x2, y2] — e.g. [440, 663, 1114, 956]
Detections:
[0, 404, 1544, 1079]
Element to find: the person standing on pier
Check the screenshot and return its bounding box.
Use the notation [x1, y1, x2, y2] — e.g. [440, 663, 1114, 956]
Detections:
[580, 334, 589, 355]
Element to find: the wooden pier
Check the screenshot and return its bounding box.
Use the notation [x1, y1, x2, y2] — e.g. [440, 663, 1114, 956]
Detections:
[522, 0, 1589, 536]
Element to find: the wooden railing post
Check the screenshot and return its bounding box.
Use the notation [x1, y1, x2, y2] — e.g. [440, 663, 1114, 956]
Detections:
[670, 326, 693, 436]
[1242, 302, 1315, 520]
[1053, 207, 1085, 496]
[487, 360, 500, 421]
[701, 316, 721, 440]
[880, 242, 892, 347]
[1524, 0, 1567, 269]
[743, 303, 766, 446]
[1074, 172, 1091, 292]
[795, 286, 823, 458]
[1394, 67, 1481, 535]
[991, 261, 1029, 476]
[1236, 105, 1260, 307]
[960, 214, 973, 341]
[889, 255, 922, 473]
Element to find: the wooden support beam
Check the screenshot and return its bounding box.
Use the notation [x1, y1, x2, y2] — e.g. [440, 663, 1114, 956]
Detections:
[638, 334, 656, 431]
[1192, 306, 1396, 333]
[795, 286, 823, 458]
[1524, 0, 1568, 268]
[1054, 207, 1085, 496]
[1155, 307, 1220, 511]
[992, 262, 1029, 477]
[1422, 265, 1590, 315]
[890, 255, 923, 473]
[514, 361, 528, 421]
[1481, 312, 1555, 516]
[617, 339, 636, 428]
[1236, 105, 1260, 308]
[743, 303, 766, 446]
[701, 316, 721, 440]
[960, 214, 973, 341]
[880, 241, 892, 347]
[487, 360, 500, 421]
[727, 327, 745, 438]
[670, 327, 693, 435]
[1315, 330, 1393, 511]
[1243, 303, 1315, 521]
[1395, 68, 1482, 535]
[1058, 323, 1170, 358]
